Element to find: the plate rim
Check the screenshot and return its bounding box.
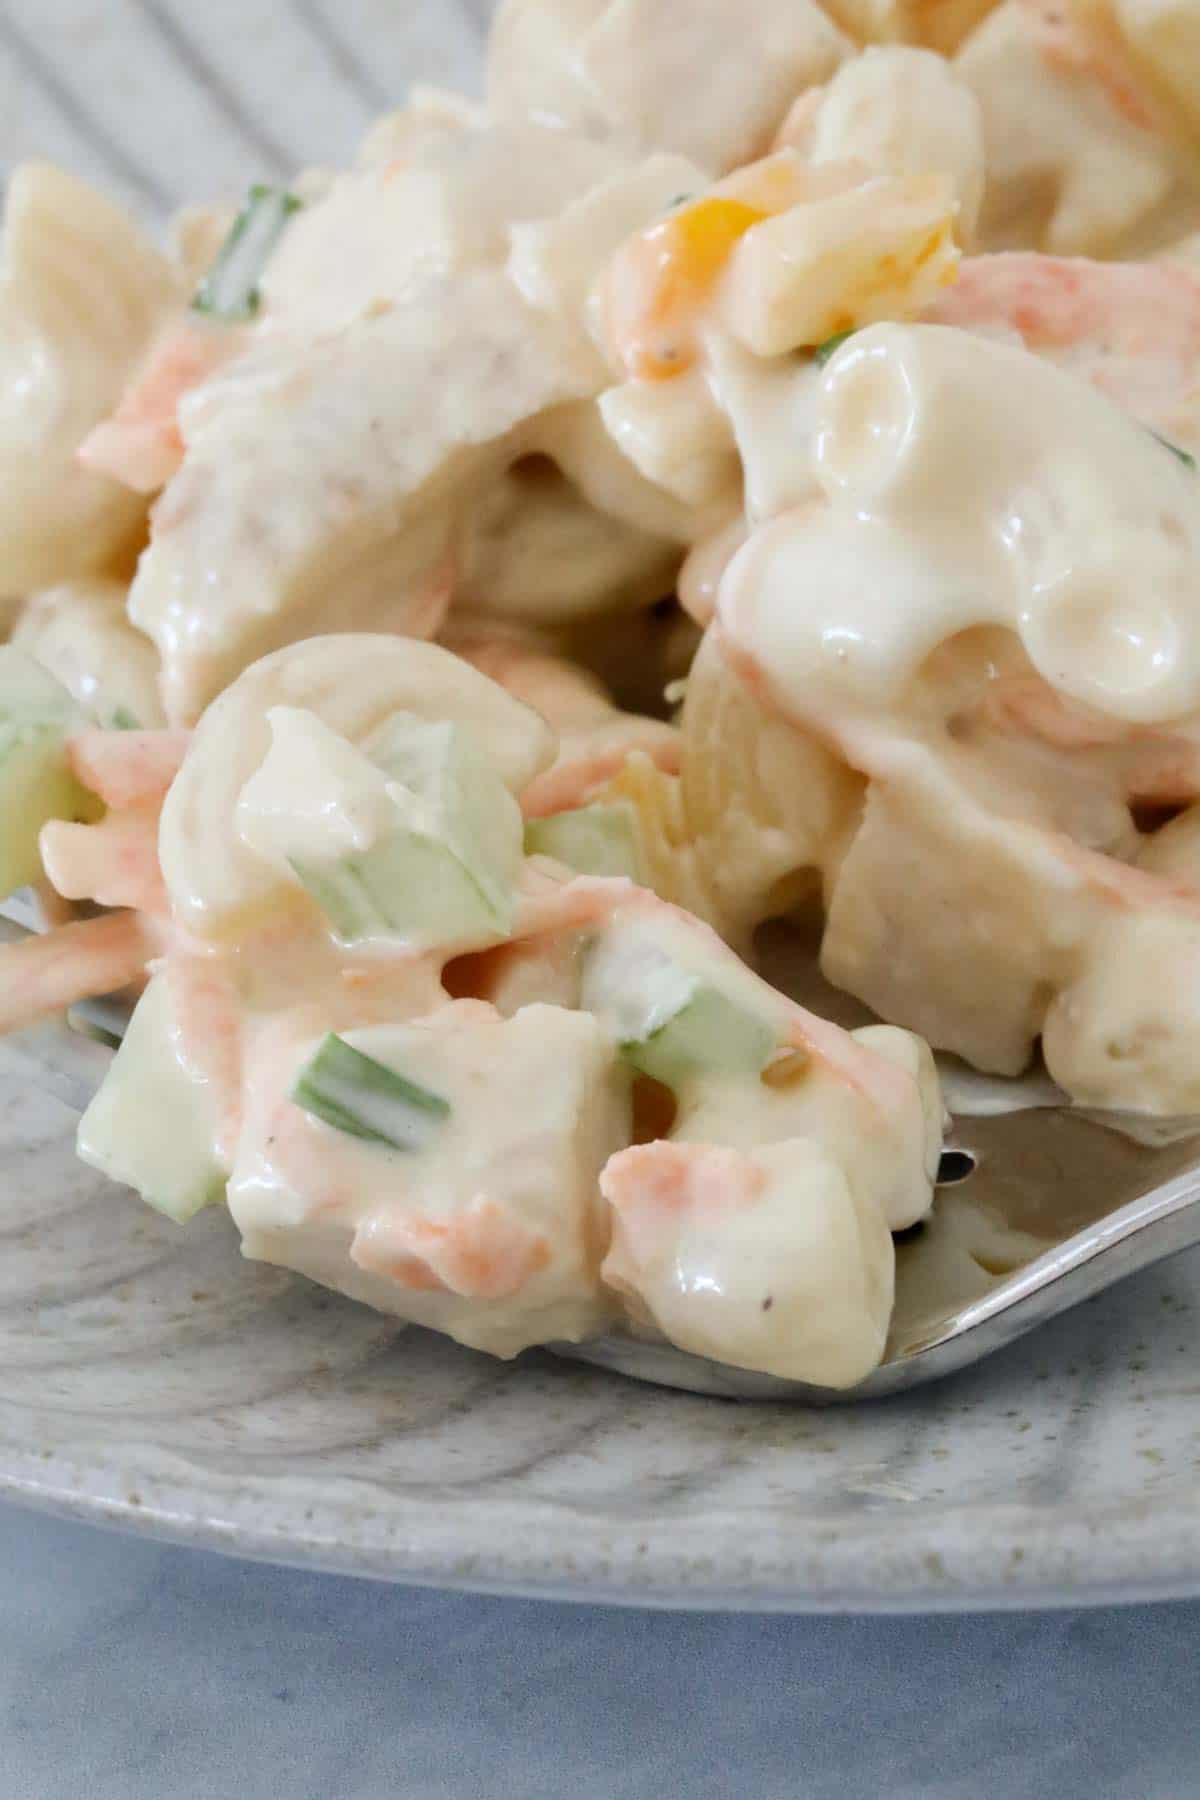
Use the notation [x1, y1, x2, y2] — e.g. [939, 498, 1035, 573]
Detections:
[6, 1413, 1200, 1613]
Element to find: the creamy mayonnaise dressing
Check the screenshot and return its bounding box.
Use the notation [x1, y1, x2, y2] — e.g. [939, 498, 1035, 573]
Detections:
[13, 579, 165, 730]
[957, 0, 1200, 257]
[5, 0, 1200, 1386]
[488, 0, 851, 175]
[115, 627, 942, 1384]
[230, 1004, 629, 1357]
[696, 322, 1200, 1108]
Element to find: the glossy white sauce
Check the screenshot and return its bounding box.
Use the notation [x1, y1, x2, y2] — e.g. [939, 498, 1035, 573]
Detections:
[7, 0, 1200, 1386]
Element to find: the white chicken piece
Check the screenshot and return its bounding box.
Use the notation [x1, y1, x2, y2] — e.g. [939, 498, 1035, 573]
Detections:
[601, 1137, 895, 1387]
[229, 1004, 629, 1359]
[454, 454, 681, 627]
[84, 124, 628, 505]
[1041, 900, 1200, 1116]
[1042, 809, 1200, 1114]
[778, 46, 986, 245]
[821, 765, 1091, 1074]
[957, 0, 1195, 256]
[260, 123, 629, 339]
[130, 272, 601, 724]
[488, 0, 851, 176]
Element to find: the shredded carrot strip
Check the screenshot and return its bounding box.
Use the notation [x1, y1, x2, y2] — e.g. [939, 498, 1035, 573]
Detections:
[78, 322, 238, 495]
[0, 912, 159, 1036]
[40, 812, 167, 916]
[522, 731, 682, 820]
[606, 196, 769, 381]
[67, 730, 191, 811]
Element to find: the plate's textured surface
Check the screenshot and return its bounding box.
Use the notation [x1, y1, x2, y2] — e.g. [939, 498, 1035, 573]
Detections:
[2, 2, 1200, 1610]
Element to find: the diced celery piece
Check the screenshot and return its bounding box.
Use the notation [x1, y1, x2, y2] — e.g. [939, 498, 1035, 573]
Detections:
[290, 832, 509, 947]
[291, 1032, 450, 1152]
[192, 185, 302, 322]
[0, 647, 94, 900]
[524, 803, 644, 880]
[367, 710, 520, 926]
[581, 924, 777, 1086]
[77, 977, 227, 1223]
[237, 707, 523, 948]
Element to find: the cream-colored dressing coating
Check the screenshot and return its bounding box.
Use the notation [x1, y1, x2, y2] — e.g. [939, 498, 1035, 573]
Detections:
[0, 165, 178, 594]
[602, 1137, 896, 1386]
[798, 324, 1200, 723]
[131, 272, 605, 725]
[956, 0, 1199, 258]
[487, 0, 850, 176]
[780, 47, 986, 245]
[260, 126, 628, 339]
[161, 653, 943, 1381]
[12, 0, 1200, 1387]
[235, 707, 402, 870]
[159, 635, 553, 939]
[929, 254, 1200, 456]
[13, 578, 165, 730]
[707, 321, 1200, 1107]
[448, 635, 681, 820]
[229, 1004, 629, 1358]
[123, 593, 943, 1385]
[724, 323, 1200, 725]
[472, 885, 939, 1382]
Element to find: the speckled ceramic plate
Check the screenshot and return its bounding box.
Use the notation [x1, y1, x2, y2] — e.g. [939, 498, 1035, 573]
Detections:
[2, 1, 1200, 1613]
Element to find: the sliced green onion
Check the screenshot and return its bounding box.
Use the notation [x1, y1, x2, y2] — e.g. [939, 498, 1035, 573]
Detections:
[291, 1033, 450, 1152]
[813, 329, 855, 367]
[192, 185, 302, 323]
[1151, 430, 1196, 471]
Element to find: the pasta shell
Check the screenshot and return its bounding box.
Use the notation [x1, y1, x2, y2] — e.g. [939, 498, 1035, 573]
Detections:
[0, 164, 176, 592]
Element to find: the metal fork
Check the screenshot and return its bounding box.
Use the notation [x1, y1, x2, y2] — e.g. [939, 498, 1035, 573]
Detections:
[555, 1168, 1200, 1401]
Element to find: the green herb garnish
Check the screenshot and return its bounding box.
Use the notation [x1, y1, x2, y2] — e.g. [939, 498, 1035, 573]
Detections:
[193, 185, 302, 323]
[813, 330, 855, 367]
[1151, 431, 1196, 471]
[291, 1033, 450, 1152]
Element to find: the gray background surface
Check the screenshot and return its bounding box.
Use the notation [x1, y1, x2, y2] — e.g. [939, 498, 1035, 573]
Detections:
[1, 1499, 1196, 1800]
